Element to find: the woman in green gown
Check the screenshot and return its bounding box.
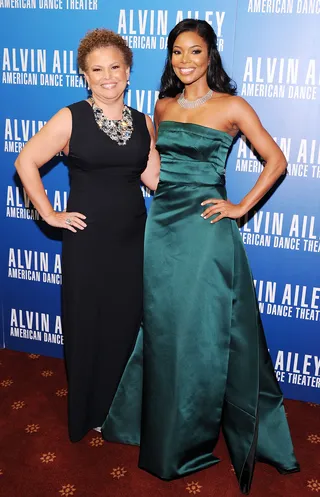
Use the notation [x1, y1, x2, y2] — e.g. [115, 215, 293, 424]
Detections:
[102, 19, 300, 494]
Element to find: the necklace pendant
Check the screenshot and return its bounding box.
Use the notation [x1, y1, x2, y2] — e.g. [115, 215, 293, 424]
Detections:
[89, 97, 133, 146]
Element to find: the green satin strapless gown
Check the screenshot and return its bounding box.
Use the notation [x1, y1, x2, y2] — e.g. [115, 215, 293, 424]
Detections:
[102, 121, 300, 494]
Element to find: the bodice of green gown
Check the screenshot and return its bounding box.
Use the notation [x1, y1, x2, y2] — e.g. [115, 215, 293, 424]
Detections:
[157, 121, 233, 187]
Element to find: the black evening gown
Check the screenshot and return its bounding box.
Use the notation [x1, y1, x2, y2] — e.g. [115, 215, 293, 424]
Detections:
[62, 100, 150, 442]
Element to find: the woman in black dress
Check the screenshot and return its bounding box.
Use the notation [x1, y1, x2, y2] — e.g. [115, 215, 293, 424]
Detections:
[14, 29, 160, 442]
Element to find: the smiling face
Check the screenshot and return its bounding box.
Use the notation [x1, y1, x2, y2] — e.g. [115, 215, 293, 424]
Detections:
[84, 46, 130, 103]
[171, 30, 210, 86]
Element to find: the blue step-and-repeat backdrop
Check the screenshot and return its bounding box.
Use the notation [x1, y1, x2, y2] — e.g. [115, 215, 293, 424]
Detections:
[0, 1, 319, 403]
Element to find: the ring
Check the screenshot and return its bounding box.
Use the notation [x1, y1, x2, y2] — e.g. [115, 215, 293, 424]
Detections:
[65, 218, 72, 225]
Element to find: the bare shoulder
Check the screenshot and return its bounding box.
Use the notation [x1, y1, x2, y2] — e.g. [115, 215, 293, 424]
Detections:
[221, 96, 260, 125]
[154, 97, 175, 127]
[155, 97, 174, 117]
[226, 95, 255, 113]
[155, 96, 172, 111]
[34, 107, 72, 143]
[17, 106, 73, 161]
[225, 96, 264, 135]
[48, 106, 72, 125]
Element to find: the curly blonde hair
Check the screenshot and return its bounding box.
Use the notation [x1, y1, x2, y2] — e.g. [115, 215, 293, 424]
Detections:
[77, 28, 133, 71]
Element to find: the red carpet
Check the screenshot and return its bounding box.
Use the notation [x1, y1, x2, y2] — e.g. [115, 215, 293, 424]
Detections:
[0, 349, 319, 497]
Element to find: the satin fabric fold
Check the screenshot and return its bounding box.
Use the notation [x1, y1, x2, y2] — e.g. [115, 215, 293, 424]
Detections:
[102, 122, 299, 494]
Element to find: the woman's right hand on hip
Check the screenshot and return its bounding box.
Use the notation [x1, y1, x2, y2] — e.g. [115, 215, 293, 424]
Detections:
[44, 211, 87, 233]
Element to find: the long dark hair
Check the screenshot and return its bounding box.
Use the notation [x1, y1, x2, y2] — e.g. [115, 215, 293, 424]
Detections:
[159, 19, 237, 98]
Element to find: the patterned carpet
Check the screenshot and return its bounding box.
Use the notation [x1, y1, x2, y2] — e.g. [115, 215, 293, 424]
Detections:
[0, 348, 319, 497]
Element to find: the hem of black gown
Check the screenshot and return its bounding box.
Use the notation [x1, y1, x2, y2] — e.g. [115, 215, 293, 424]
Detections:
[69, 434, 86, 443]
[69, 424, 104, 443]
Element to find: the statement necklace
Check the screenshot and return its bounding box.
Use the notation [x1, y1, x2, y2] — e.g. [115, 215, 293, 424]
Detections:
[177, 89, 213, 109]
[89, 97, 133, 146]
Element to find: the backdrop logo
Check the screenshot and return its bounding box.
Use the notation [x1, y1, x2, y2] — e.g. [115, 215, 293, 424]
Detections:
[248, 0, 320, 14]
[241, 57, 319, 100]
[6, 185, 68, 220]
[254, 279, 320, 321]
[4, 117, 46, 152]
[0, 0, 98, 10]
[248, 0, 294, 13]
[9, 308, 63, 345]
[118, 9, 226, 51]
[8, 248, 62, 285]
[141, 185, 151, 197]
[273, 350, 320, 389]
[126, 89, 159, 119]
[1, 48, 87, 87]
[238, 212, 320, 253]
[235, 135, 320, 180]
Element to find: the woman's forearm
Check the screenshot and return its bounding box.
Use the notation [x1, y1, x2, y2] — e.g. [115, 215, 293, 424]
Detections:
[15, 158, 54, 219]
[239, 157, 287, 214]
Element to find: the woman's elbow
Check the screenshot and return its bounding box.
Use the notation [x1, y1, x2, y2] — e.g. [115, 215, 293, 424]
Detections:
[265, 152, 287, 176]
[14, 157, 21, 171]
[143, 173, 159, 192]
[277, 156, 288, 175]
[151, 173, 160, 191]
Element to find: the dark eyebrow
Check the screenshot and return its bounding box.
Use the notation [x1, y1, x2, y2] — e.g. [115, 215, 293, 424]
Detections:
[173, 44, 203, 49]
